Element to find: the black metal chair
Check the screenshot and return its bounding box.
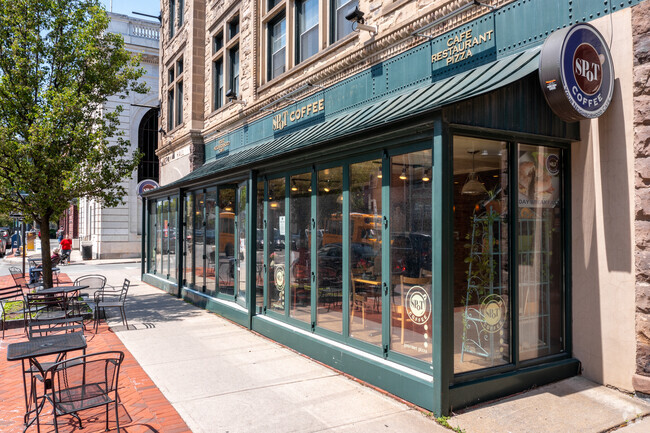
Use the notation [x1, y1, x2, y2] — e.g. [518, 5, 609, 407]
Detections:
[0, 284, 24, 338]
[31, 351, 124, 432]
[94, 279, 130, 331]
[72, 274, 107, 318]
[9, 266, 41, 292]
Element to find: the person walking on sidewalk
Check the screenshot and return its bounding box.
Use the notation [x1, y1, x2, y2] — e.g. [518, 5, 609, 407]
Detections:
[56, 226, 64, 243]
[60, 236, 72, 264]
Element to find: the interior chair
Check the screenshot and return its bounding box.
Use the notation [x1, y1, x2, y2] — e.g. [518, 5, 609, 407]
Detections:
[32, 351, 124, 432]
[0, 284, 24, 338]
[349, 279, 365, 326]
[391, 276, 430, 345]
[94, 279, 130, 332]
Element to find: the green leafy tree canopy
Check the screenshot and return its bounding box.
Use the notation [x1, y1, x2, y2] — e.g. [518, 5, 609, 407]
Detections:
[0, 0, 147, 286]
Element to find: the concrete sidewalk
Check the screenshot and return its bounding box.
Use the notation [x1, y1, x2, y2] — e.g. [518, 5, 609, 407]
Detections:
[57, 260, 650, 433]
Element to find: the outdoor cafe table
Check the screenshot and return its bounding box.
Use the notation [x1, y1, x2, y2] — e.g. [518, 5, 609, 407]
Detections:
[6, 332, 87, 430]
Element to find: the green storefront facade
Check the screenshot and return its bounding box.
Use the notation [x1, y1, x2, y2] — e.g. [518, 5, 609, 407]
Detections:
[143, 0, 642, 414]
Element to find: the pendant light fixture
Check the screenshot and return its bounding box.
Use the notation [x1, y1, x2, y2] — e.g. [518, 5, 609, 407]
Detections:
[377, 167, 382, 179]
[461, 150, 487, 195]
[422, 169, 430, 182]
[291, 180, 298, 191]
[399, 167, 408, 180]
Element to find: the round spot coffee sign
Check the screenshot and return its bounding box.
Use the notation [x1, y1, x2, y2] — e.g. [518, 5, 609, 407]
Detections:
[539, 23, 614, 122]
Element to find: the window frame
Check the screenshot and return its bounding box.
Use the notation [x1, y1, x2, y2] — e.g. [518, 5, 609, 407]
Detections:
[267, 12, 287, 81]
[295, 0, 320, 64]
[166, 57, 184, 131]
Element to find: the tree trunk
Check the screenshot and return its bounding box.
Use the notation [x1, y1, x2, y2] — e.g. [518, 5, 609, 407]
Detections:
[37, 215, 54, 289]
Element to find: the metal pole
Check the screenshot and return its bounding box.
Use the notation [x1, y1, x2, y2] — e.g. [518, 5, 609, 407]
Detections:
[21, 220, 26, 276]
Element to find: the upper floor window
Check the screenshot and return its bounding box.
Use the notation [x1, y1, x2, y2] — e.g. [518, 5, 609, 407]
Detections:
[229, 45, 240, 97]
[213, 32, 223, 53]
[268, 14, 286, 80]
[167, 57, 184, 130]
[296, 0, 319, 63]
[229, 15, 240, 39]
[213, 58, 224, 110]
[169, 0, 176, 38]
[332, 0, 357, 42]
[179, 0, 185, 27]
[268, 0, 281, 11]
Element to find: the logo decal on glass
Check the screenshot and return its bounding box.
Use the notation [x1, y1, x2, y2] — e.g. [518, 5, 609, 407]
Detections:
[406, 286, 431, 325]
[480, 294, 506, 334]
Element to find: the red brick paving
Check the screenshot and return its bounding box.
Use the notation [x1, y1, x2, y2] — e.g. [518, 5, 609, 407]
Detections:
[0, 274, 192, 433]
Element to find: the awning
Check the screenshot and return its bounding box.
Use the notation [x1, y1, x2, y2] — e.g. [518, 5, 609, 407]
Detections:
[156, 46, 541, 192]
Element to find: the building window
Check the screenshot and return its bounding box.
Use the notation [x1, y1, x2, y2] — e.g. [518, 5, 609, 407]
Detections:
[167, 87, 174, 131]
[169, 0, 176, 38]
[176, 80, 183, 126]
[229, 45, 240, 97]
[213, 59, 224, 110]
[178, 0, 184, 27]
[268, 14, 286, 80]
[213, 32, 223, 53]
[166, 58, 183, 130]
[296, 0, 319, 63]
[268, 0, 281, 11]
[229, 15, 240, 39]
[137, 108, 159, 183]
[332, 0, 357, 42]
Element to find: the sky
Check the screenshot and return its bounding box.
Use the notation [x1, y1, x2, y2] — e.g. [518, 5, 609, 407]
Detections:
[99, 0, 160, 20]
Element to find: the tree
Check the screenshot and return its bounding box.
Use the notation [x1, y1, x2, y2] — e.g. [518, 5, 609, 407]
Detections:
[0, 0, 147, 287]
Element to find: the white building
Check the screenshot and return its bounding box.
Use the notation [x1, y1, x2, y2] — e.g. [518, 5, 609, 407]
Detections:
[77, 12, 160, 259]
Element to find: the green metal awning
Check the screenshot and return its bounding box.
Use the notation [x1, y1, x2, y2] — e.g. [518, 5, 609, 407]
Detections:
[156, 46, 541, 192]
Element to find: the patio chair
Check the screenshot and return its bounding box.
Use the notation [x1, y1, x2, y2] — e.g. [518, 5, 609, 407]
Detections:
[94, 279, 130, 332]
[72, 274, 107, 318]
[31, 351, 124, 432]
[0, 284, 23, 338]
[27, 316, 85, 340]
[24, 292, 70, 326]
[9, 266, 41, 292]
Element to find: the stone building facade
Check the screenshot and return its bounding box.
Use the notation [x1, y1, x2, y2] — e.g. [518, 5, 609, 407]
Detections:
[152, 0, 650, 412]
[76, 12, 160, 259]
[633, 0, 650, 395]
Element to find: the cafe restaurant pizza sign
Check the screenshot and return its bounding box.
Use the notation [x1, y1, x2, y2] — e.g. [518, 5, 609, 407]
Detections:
[539, 23, 614, 122]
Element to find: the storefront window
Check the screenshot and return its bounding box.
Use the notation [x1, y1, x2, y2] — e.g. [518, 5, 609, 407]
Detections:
[290, 172, 311, 322]
[390, 149, 432, 362]
[169, 197, 178, 283]
[517, 144, 564, 361]
[268, 178, 286, 313]
[317, 167, 343, 333]
[205, 190, 217, 295]
[162, 200, 169, 277]
[157, 201, 163, 275]
[194, 192, 206, 291]
[256, 181, 264, 309]
[219, 187, 236, 295]
[237, 182, 247, 306]
[453, 137, 510, 374]
[184, 193, 194, 289]
[349, 159, 382, 345]
[148, 200, 157, 274]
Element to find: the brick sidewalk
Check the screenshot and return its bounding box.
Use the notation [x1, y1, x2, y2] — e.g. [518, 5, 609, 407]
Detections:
[0, 274, 191, 433]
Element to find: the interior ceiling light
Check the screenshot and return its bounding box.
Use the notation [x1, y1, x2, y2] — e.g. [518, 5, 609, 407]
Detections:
[422, 169, 430, 182]
[291, 180, 298, 191]
[224, 201, 233, 211]
[377, 167, 382, 179]
[461, 150, 487, 196]
[399, 168, 408, 180]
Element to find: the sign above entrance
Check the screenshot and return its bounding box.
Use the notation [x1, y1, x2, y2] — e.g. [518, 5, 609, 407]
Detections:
[137, 179, 159, 196]
[539, 23, 614, 122]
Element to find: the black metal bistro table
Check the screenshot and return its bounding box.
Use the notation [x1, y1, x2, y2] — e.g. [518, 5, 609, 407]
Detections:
[6, 332, 87, 431]
[38, 284, 88, 295]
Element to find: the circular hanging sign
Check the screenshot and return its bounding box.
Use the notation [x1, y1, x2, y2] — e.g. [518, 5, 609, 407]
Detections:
[539, 23, 614, 122]
[137, 179, 159, 196]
